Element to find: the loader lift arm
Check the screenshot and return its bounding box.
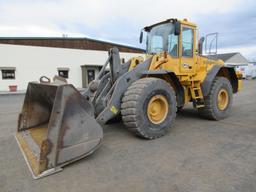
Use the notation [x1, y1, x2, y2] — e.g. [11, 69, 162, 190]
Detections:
[84, 48, 152, 124]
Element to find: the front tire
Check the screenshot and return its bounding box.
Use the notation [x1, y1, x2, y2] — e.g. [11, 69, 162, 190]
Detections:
[121, 78, 176, 139]
[198, 77, 233, 120]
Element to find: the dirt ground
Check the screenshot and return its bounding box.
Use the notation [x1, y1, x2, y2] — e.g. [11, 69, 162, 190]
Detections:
[0, 80, 256, 192]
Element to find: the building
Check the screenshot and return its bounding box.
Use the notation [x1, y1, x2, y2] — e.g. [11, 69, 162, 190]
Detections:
[216, 52, 254, 79]
[0, 37, 145, 91]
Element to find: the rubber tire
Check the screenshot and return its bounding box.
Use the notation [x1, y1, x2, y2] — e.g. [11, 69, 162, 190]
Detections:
[121, 78, 177, 139]
[198, 77, 233, 120]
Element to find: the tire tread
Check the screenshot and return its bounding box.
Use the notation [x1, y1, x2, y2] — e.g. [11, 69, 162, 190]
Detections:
[121, 78, 176, 139]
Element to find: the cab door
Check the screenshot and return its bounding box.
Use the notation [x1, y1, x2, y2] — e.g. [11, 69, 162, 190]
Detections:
[180, 26, 196, 73]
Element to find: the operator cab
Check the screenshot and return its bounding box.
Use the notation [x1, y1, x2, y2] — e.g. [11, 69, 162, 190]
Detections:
[140, 19, 198, 57]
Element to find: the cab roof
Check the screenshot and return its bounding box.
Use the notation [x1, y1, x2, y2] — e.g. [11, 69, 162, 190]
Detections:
[144, 18, 196, 32]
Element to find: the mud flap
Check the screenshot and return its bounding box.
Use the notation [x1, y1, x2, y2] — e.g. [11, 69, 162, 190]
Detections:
[16, 82, 103, 179]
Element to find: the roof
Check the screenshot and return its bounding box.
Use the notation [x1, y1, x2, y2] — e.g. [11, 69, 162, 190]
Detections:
[0, 37, 145, 53]
[216, 52, 238, 62]
[144, 19, 178, 32]
[216, 52, 249, 65]
[144, 18, 196, 32]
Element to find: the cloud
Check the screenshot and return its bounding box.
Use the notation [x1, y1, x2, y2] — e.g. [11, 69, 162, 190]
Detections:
[194, 1, 256, 60]
[219, 45, 256, 61]
[0, 0, 242, 34]
[195, 2, 256, 47]
[0, 0, 255, 59]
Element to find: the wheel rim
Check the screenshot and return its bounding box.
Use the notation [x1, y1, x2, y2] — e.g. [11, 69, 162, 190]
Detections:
[147, 95, 169, 124]
[217, 88, 229, 110]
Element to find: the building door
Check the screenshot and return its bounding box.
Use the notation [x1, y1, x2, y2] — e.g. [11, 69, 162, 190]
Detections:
[81, 65, 99, 88]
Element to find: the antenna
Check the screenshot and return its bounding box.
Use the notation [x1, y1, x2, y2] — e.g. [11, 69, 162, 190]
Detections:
[62, 34, 68, 38]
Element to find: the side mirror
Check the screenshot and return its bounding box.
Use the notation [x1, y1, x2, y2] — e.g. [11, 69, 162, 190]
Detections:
[174, 21, 181, 36]
[198, 37, 205, 55]
[139, 30, 143, 43]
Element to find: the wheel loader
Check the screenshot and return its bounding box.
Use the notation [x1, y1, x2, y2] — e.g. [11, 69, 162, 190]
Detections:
[15, 18, 242, 179]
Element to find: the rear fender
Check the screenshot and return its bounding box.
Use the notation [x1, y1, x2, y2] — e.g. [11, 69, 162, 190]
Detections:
[217, 67, 239, 93]
[201, 65, 239, 96]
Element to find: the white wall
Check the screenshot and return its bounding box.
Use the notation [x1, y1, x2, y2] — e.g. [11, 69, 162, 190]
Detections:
[0, 44, 144, 91]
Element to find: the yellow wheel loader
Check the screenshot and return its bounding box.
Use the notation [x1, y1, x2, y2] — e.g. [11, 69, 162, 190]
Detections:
[16, 18, 242, 178]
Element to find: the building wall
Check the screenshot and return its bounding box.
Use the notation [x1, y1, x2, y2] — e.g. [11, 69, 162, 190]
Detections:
[224, 53, 252, 78]
[0, 44, 144, 91]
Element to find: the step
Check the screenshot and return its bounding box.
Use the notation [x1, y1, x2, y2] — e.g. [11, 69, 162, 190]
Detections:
[196, 105, 205, 108]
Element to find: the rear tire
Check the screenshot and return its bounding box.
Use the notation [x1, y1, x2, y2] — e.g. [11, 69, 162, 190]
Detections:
[198, 77, 233, 120]
[121, 78, 176, 139]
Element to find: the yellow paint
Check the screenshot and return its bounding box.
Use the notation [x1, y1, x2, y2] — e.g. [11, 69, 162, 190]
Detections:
[143, 19, 228, 106]
[110, 105, 118, 114]
[127, 18, 240, 108]
[236, 71, 243, 79]
[238, 79, 242, 92]
[217, 89, 229, 110]
[147, 95, 168, 124]
[129, 56, 144, 71]
[184, 87, 190, 104]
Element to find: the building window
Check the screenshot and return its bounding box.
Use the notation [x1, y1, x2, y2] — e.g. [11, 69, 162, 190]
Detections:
[58, 70, 69, 78]
[2, 69, 15, 79]
[87, 69, 95, 84]
[57, 68, 69, 79]
[121, 58, 125, 64]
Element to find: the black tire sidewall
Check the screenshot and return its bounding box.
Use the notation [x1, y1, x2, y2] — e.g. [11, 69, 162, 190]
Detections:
[211, 78, 233, 119]
[135, 79, 176, 137]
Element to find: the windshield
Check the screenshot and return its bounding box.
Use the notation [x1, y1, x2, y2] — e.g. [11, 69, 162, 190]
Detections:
[146, 23, 178, 57]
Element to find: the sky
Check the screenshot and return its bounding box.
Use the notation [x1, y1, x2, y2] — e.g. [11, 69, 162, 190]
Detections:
[0, 0, 255, 60]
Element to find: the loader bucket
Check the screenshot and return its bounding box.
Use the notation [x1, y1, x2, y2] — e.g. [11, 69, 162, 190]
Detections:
[15, 82, 103, 179]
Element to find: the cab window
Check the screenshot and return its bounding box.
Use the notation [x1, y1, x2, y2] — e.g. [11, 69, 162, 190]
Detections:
[168, 34, 178, 57]
[150, 35, 163, 53]
[182, 27, 193, 57]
